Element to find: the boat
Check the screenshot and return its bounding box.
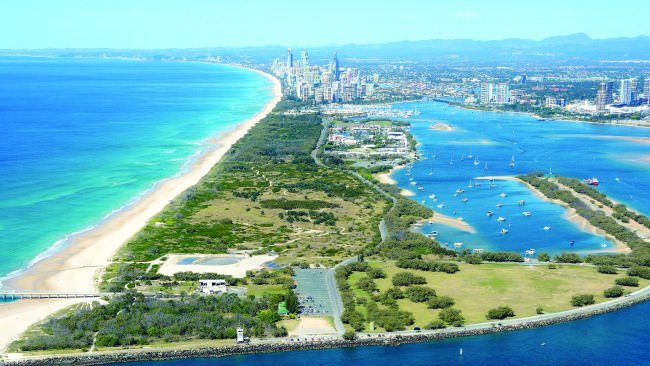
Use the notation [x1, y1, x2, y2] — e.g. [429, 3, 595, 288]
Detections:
[495, 203, 503, 208]
[455, 188, 465, 194]
[418, 186, 425, 191]
[437, 204, 445, 209]
[499, 192, 507, 198]
[486, 210, 494, 217]
[428, 168, 433, 176]
[543, 226, 551, 231]
[473, 156, 480, 166]
[410, 181, 417, 185]
[468, 179, 473, 188]
[522, 211, 532, 216]
[473, 248, 483, 254]
[449, 153, 454, 165]
[509, 155, 516, 167]
[428, 221, 434, 225]
[497, 216, 506, 222]
[461, 198, 469, 203]
[518, 199, 525, 206]
[525, 249, 536, 255]
[460, 154, 465, 161]
[457, 217, 464, 221]
[483, 162, 489, 171]
[468, 152, 473, 159]
[430, 230, 438, 236]
[428, 194, 436, 199]
[583, 177, 599, 186]
[453, 242, 463, 247]
[500, 228, 509, 234]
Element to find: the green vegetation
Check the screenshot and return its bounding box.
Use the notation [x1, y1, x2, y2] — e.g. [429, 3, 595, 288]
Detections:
[603, 286, 625, 298]
[391, 272, 427, 286]
[571, 294, 595, 307]
[13, 293, 287, 351]
[486, 306, 516, 320]
[615, 276, 639, 287]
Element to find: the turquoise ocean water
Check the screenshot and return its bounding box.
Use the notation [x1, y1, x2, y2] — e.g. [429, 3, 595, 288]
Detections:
[0, 57, 273, 286]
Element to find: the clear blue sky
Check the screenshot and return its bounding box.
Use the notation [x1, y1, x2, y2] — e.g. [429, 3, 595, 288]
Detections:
[1, 0, 648, 49]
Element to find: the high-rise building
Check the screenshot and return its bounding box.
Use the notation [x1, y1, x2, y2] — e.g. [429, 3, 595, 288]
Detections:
[496, 83, 510, 104]
[480, 83, 494, 104]
[330, 52, 340, 81]
[287, 48, 293, 69]
[596, 83, 608, 114]
[520, 74, 527, 84]
[301, 48, 309, 70]
[620, 78, 637, 105]
[644, 78, 650, 104]
[604, 81, 614, 105]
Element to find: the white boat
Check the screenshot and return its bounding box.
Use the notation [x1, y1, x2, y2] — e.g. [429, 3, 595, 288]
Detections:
[473, 248, 483, 254]
[428, 221, 434, 225]
[499, 192, 507, 198]
[473, 156, 480, 166]
[418, 186, 425, 191]
[522, 211, 532, 216]
[509, 155, 516, 167]
[428, 168, 433, 176]
[468, 179, 473, 188]
[497, 216, 506, 222]
[486, 210, 494, 217]
[428, 194, 436, 199]
[525, 249, 536, 255]
[543, 226, 551, 231]
[496, 203, 503, 208]
[453, 242, 463, 247]
[501, 228, 509, 234]
[437, 204, 445, 209]
[483, 162, 489, 171]
[410, 181, 417, 185]
[461, 198, 469, 203]
[455, 188, 465, 194]
[468, 152, 473, 159]
[460, 154, 465, 161]
[449, 153, 454, 165]
[518, 200, 525, 206]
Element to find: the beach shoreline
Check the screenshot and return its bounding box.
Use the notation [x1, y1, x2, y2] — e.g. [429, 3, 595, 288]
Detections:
[0, 66, 282, 352]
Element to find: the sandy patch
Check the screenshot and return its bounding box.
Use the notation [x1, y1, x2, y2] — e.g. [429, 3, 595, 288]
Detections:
[288, 317, 336, 336]
[158, 254, 277, 278]
[429, 123, 454, 132]
[420, 213, 476, 234]
[400, 189, 416, 197]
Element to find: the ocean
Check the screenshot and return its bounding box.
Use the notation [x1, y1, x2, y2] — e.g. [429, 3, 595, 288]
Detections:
[0, 57, 273, 285]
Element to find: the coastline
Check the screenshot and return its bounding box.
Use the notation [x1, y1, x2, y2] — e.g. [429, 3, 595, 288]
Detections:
[0, 67, 282, 351]
[4, 284, 650, 365]
[475, 175, 631, 254]
[416, 213, 477, 234]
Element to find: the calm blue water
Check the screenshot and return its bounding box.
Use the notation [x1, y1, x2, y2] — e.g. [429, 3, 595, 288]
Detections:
[122, 300, 650, 365]
[0, 57, 273, 282]
[393, 101, 650, 255]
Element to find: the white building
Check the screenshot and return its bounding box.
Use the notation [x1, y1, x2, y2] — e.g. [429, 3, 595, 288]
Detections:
[199, 279, 227, 294]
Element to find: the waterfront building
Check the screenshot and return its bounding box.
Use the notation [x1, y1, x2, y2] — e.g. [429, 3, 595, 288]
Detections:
[645, 78, 650, 104]
[604, 81, 614, 104]
[545, 96, 557, 108]
[620, 78, 637, 105]
[596, 83, 608, 114]
[495, 83, 510, 104]
[480, 82, 494, 104]
[520, 74, 527, 84]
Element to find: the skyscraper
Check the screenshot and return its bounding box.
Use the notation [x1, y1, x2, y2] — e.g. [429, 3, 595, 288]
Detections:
[604, 81, 614, 104]
[286, 48, 293, 70]
[596, 82, 608, 114]
[330, 52, 340, 81]
[644, 78, 650, 104]
[301, 48, 309, 69]
[620, 78, 637, 105]
[496, 83, 510, 104]
[480, 83, 494, 104]
[520, 74, 527, 84]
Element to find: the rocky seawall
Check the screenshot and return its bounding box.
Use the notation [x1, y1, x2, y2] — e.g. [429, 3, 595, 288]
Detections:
[3, 290, 649, 366]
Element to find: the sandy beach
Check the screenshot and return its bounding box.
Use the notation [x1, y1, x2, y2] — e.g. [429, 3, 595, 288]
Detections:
[475, 176, 632, 253]
[0, 67, 282, 351]
[429, 122, 454, 131]
[418, 212, 477, 234]
[374, 168, 398, 185]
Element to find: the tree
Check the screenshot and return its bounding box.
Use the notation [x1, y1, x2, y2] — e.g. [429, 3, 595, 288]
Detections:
[357, 276, 378, 293]
[603, 286, 625, 298]
[392, 272, 427, 286]
[597, 265, 618, 274]
[537, 253, 550, 262]
[367, 268, 386, 279]
[554, 253, 583, 263]
[342, 330, 357, 340]
[285, 290, 299, 314]
[615, 276, 639, 287]
[628, 266, 650, 279]
[571, 294, 595, 307]
[439, 307, 464, 326]
[486, 306, 515, 320]
[405, 286, 436, 303]
[427, 295, 455, 309]
[536, 306, 544, 315]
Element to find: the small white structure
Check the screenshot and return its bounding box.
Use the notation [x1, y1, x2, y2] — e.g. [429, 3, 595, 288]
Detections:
[236, 328, 249, 343]
[199, 279, 227, 294]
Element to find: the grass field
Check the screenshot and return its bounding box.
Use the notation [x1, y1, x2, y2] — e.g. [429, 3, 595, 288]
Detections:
[349, 261, 648, 328]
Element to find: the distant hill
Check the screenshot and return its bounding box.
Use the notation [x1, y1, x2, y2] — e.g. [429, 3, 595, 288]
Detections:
[2, 34, 649, 65]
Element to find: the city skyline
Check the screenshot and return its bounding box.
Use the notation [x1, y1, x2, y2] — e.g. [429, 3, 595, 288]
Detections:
[1, 0, 649, 49]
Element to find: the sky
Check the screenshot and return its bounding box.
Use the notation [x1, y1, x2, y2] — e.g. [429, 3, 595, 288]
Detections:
[1, 0, 648, 49]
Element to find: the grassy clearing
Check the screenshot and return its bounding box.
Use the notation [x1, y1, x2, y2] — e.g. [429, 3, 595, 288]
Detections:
[354, 261, 648, 326]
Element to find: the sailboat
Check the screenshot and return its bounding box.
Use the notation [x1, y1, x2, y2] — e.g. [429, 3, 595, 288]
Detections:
[483, 162, 489, 171]
[509, 155, 516, 167]
[468, 151, 473, 159]
[468, 179, 473, 188]
[431, 150, 437, 159]
[428, 168, 433, 176]
[460, 154, 465, 161]
[449, 153, 454, 166]
[473, 155, 480, 166]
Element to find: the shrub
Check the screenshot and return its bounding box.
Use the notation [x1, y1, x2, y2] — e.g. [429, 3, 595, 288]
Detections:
[439, 307, 464, 326]
[486, 306, 515, 320]
[427, 295, 455, 309]
[571, 294, 595, 307]
[537, 253, 550, 262]
[603, 286, 625, 298]
[342, 330, 357, 340]
[536, 306, 544, 315]
[597, 265, 618, 274]
[356, 276, 377, 293]
[425, 319, 446, 330]
[554, 253, 583, 263]
[367, 268, 387, 279]
[615, 276, 639, 287]
[628, 266, 650, 279]
[405, 286, 436, 303]
[383, 287, 405, 300]
[392, 272, 427, 286]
